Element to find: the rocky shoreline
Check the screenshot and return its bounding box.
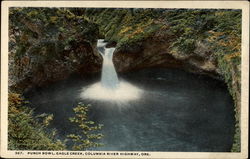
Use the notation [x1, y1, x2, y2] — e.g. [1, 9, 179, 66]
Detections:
[8, 8, 241, 151]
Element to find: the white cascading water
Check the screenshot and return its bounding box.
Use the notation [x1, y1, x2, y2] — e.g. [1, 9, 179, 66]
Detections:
[100, 47, 119, 89]
[80, 39, 141, 101]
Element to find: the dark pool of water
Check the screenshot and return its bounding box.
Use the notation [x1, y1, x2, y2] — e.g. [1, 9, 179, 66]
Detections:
[25, 68, 235, 152]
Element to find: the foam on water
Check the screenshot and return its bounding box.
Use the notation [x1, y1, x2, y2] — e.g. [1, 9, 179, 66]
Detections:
[80, 81, 142, 101]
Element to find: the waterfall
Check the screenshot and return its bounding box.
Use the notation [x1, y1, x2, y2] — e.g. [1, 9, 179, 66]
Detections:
[97, 40, 119, 89]
[80, 39, 142, 101]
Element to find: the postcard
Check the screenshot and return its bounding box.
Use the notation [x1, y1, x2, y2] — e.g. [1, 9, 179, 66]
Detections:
[1, 1, 249, 158]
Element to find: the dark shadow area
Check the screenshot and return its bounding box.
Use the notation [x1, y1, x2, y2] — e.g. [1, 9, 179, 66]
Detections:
[25, 68, 235, 152]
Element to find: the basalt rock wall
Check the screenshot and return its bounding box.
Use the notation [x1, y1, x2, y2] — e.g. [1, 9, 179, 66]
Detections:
[9, 8, 103, 92]
[9, 8, 241, 151]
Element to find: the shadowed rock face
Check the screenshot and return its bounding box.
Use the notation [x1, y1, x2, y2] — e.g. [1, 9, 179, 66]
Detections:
[8, 8, 241, 152]
[105, 41, 117, 48]
[9, 8, 103, 92]
[113, 36, 219, 79]
[112, 34, 240, 152]
[9, 39, 103, 92]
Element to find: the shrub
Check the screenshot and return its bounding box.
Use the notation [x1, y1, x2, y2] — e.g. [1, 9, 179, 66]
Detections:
[8, 92, 66, 150]
[67, 103, 104, 150]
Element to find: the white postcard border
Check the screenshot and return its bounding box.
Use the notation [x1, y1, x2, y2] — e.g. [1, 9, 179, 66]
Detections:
[1, 1, 249, 159]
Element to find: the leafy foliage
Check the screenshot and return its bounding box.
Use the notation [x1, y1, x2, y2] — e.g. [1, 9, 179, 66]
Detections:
[9, 8, 99, 82]
[10, 7, 99, 57]
[8, 92, 66, 150]
[8, 93, 104, 150]
[163, 9, 241, 152]
[67, 103, 104, 150]
[9, 7, 241, 152]
[84, 8, 241, 152]
[84, 8, 162, 50]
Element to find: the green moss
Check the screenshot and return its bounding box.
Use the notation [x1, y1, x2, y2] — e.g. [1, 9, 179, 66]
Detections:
[8, 92, 104, 151]
[84, 8, 162, 51]
[9, 7, 99, 62]
[163, 10, 241, 152]
[8, 92, 66, 150]
[10, 8, 242, 152]
[85, 9, 241, 151]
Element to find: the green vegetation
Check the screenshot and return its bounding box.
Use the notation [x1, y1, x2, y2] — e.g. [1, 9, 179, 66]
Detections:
[67, 103, 104, 150]
[163, 10, 241, 152]
[8, 93, 103, 150]
[9, 8, 241, 152]
[85, 9, 241, 151]
[9, 7, 100, 88]
[9, 7, 105, 151]
[8, 92, 66, 150]
[84, 8, 162, 50]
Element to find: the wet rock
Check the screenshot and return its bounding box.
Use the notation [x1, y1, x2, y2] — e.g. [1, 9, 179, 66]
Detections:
[113, 36, 220, 79]
[106, 41, 117, 48]
[9, 39, 102, 92]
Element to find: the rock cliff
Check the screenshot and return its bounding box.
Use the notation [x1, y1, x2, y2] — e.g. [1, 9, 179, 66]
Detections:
[9, 8, 241, 151]
[86, 8, 241, 151]
[9, 8, 103, 92]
